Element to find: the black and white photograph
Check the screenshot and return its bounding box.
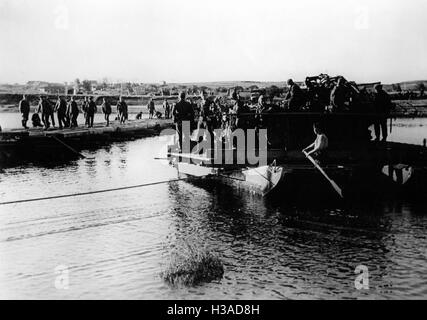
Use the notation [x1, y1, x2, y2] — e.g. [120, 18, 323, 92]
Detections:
[0, 0, 426, 306]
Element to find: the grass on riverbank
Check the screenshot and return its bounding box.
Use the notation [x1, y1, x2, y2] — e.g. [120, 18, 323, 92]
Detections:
[161, 242, 224, 287]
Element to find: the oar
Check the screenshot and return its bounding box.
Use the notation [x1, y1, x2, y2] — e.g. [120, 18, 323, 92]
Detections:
[303, 151, 343, 198]
[51, 135, 93, 159]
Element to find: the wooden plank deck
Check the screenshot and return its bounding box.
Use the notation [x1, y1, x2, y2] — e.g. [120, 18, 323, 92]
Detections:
[0, 119, 174, 140]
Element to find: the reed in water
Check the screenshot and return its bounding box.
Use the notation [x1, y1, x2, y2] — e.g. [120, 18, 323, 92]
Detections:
[161, 241, 224, 287]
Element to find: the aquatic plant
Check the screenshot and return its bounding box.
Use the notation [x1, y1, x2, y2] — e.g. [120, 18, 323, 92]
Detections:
[161, 242, 224, 287]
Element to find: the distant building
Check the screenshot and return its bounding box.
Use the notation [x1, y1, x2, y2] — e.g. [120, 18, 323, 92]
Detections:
[39, 83, 65, 95]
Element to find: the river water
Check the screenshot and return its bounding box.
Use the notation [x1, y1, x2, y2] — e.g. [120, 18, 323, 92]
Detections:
[0, 113, 426, 299]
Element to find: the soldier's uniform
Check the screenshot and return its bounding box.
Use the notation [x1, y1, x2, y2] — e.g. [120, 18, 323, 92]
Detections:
[172, 99, 195, 150]
[163, 100, 170, 119]
[330, 84, 347, 111]
[19, 98, 30, 129]
[38, 98, 52, 129]
[117, 100, 128, 124]
[102, 100, 112, 126]
[55, 98, 68, 129]
[67, 100, 79, 127]
[373, 86, 393, 141]
[148, 100, 156, 119]
[82, 99, 89, 126]
[87, 99, 97, 128]
[285, 83, 305, 111]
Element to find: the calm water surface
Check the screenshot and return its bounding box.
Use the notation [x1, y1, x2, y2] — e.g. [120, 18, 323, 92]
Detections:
[0, 114, 426, 299]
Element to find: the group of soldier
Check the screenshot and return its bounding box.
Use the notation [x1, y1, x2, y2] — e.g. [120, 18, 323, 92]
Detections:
[170, 77, 394, 149]
[145, 98, 172, 119]
[282, 76, 393, 141]
[18, 95, 128, 130]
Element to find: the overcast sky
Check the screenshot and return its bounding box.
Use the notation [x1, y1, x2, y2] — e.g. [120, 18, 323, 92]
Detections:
[0, 0, 426, 84]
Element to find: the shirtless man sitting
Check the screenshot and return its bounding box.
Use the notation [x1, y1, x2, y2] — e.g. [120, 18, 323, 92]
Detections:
[303, 122, 329, 163]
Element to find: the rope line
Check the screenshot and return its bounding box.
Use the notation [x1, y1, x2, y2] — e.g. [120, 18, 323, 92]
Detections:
[0, 177, 191, 206]
[0, 164, 273, 206]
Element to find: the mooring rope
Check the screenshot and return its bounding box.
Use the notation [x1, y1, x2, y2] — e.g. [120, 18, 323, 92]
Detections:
[0, 177, 191, 206]
[50, 135, 89, 159]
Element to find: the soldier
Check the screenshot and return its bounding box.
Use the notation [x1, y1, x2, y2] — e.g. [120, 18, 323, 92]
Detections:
[31, 112, 43, 128]
[67, 96, 79, 128]
[116, 96, 128, 124]
[305, 78, 322, 112]
[47, 97, 56, 128]
[81, 97, 89, 126]
[87, 96, 97, 128]
[172, 91, 195, 150]
[330, 77, 347, 112]
[19, 94, 30, 129]
[163, 99, 170, 119]
[199, 94, 215, 137]
[253, 94, 267, 130]
[55, 96, 68, 129]
[373, 84, 393, 142]
[148, 99, 156, 119]
[37, 96, 51, 129]
[101, 97, 112, 126]
[285, 79, 305, 111]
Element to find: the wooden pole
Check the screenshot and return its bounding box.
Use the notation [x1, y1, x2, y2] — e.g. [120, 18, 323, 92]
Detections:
[303, 151, 343, 198]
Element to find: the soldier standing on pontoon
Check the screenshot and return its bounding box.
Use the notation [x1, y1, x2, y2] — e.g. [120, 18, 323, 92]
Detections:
[37, 96, 51, 129]
[116, 96, 128, 124]
[19, 95, 30, 129]
[148, 99, 156, 119]
[373, 84, 393, 142]
[55, 96, 68, 129]
[101, 98, 112, 126]
[172, 91, 195, 151]
[87, 97, 97, 128]
[285, 79, 305, 111]
[330, 77, 348, 112]
[67, 96, 79, 128]
[81, 97, 89, 126]
[163, 99, 170, 119]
